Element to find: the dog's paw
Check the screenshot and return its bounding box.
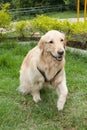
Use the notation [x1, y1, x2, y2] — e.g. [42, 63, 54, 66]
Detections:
[57, 102, 64, 111]
[33, 95, 41, 103]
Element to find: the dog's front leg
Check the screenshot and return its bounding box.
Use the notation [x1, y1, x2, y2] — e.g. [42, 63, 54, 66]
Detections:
[56, 73, 68, 111]
[31, 90, 41, 103]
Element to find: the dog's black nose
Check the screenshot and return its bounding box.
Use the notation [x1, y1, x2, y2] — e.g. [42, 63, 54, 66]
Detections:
[57, 50, 64, 55]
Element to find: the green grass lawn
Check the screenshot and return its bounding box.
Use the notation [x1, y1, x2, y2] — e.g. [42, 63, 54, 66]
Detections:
[45, 10, 84, 19]
[0, 41, 87, 130]
[16, 10, 84, 20]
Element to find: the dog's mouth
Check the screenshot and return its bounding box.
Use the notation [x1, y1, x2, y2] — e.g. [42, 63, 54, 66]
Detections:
[56, 55, 63, 61]
[50, 52, 63, 61]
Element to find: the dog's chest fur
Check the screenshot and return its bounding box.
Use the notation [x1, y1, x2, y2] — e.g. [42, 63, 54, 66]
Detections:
[37, 52, 65, 81]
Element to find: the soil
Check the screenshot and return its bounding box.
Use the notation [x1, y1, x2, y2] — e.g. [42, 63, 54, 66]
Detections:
[67, 41, 87, 50]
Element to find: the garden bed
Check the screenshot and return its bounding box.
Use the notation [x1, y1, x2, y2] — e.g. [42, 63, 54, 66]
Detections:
[67, 41, 87, 50]
[0, 15, 87, 51]
[1, 36, 87, 50]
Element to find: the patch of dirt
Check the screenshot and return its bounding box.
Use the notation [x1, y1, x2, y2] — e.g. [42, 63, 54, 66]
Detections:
[67, 41, 87, 50]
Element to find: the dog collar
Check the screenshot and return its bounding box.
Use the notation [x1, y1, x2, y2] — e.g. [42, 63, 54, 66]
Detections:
[37, 67, 62, 82]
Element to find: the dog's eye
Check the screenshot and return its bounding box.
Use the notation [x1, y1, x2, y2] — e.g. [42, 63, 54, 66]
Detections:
[49, 40, 53, 44]
[60, 38, 64, 42]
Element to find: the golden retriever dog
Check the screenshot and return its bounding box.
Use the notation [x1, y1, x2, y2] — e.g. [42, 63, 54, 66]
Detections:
[18, 30, 68, 111]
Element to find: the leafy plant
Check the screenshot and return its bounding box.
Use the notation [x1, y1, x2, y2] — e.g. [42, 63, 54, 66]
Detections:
[15, 21, 33, 38]
[30, 15, 71, 33]
[30, 15, 87, 44]
[0, 3, 11, 27]
[0, 3, 11, 40]
[15, 21, 27, 38]
[70, 21, 87, 43]
[30, 15, 56, 33]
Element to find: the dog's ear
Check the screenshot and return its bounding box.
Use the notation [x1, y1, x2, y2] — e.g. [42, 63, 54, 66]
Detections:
[64, 37, 67, 49]
[38, 36, 45, 50]
[61, 32, 67, 49]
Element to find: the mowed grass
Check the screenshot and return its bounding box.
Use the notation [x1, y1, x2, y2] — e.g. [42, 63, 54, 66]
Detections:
[45, 10, 84, 19]
[16, 10, 84, 20]
[0, 41, 87, 130]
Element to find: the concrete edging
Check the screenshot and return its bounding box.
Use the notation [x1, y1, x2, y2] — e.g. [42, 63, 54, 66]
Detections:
[66, 46, 87, 55]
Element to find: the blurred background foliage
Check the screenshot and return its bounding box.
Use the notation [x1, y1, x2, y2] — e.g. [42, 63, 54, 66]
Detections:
[0, 0, 84, 10]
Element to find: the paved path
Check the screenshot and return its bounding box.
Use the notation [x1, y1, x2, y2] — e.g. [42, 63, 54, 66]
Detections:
[60, 17, 85, 22]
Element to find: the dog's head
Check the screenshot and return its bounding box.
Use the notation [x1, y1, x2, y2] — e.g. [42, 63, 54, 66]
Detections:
[38, 30, 67, 61]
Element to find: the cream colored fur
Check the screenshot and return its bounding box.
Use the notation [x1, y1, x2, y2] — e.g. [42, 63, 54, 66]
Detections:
[18, 30, 68, 111]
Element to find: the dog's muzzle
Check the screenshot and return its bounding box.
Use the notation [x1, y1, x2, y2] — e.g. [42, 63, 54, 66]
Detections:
[50, 50, 64, 61]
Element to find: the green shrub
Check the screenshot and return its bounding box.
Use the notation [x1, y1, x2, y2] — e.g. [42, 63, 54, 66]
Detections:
[30, 15, 61, 33]
[30, 15, 71, 33]
[70, 21, 87, 43]
[71, 22, 87, 35]
[31, 15, 87, 44]
[0, 3, 11, 41]
[30, 15, 72, 41]
[1, 13, 86, 45]
[0, 3, 11, 28]
[15, 20, 33, 38]
[15, 21, 27, 38]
